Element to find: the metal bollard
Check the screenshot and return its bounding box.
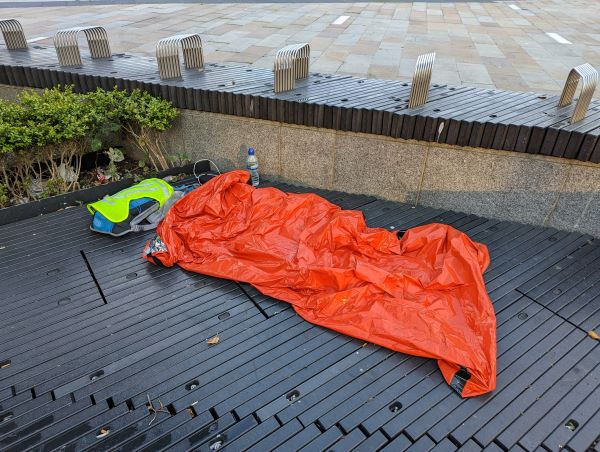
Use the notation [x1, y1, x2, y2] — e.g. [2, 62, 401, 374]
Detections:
[156, 34, 204, 80]
[274, 43, 310, 93]
[54, 26, 111, 67]
[558, 63, 598, 123]
[0, 19, 28, 50]
[408, 52, 436, 108]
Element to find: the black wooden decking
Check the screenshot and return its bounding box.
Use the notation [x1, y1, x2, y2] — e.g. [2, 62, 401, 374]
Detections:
[0, 182, 599, 451]
[1, 46, 600, 163]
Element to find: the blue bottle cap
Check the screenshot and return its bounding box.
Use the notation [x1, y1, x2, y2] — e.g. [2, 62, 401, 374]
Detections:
[248, 147, 255, 155]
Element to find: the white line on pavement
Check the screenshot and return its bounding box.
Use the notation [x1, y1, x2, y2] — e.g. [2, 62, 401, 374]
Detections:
[508, 4, 521, 10]
[27, 37, 49, 43]
[546, 32, 572, 44]
[332, 15, 349, 25]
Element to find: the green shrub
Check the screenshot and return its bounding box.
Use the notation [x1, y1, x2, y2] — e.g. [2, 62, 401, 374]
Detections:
[105, 147, 125, 181]
[85, 87, 128, 152]
[0, 183, 9, 207]
[122, 89, 178, 171]
[168, 152, 190, 167]
[0, 86, 179, 205]
[19, 87, 91, 146]
[0, 100, 33, 153]
[0, 100, 35, 199]
[18, 86, 94, 192]
[40, 177, 65, 199]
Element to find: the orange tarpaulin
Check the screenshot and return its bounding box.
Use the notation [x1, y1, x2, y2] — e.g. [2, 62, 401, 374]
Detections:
[144, 171, 497, 397]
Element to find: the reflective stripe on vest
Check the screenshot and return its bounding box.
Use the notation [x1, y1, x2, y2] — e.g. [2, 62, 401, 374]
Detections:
[87, 178, 174, 223]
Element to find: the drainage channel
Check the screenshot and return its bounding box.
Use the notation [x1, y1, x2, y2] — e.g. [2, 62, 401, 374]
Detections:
[80, 250, 108, 305]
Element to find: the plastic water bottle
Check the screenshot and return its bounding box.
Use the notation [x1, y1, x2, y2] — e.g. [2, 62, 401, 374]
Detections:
[246, 147, 259, 187]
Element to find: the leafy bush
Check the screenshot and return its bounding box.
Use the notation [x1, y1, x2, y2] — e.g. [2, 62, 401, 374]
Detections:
[0, 100, 33, 153]
[0, 100, 35, 199]
[40, 178, 65, 199]
[0, 183, 8, 207]
[19, 87, 93, 192]
[121, 89, 178, 171]
[105, 147, 125, 181]
[168, 152, 190, 167]
[20, 87, 91, 147]
[85, 87, 128, 152]
[0, 86, 179, 206]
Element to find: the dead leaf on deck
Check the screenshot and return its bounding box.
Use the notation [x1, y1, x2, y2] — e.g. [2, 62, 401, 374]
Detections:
[207, 335, 220, 345]
[588, 330, 600, 340]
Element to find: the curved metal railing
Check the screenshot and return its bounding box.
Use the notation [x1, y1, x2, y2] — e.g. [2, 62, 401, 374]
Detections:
[558, 63, 598, 123]
[408, 52, 436, 108]
[8, 20, 598, 128]
[156, 33, 204, 80]
[274, 43, 310, 93]
[0, 19, 27, 50]
[54, 26, 111, 67]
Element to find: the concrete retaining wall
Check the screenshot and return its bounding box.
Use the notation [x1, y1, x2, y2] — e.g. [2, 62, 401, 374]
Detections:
[164, 109, 600, 237]
[1, 84, 598, 237]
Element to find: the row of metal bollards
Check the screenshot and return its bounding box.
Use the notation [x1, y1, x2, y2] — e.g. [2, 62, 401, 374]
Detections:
[0, 18, 597, 122]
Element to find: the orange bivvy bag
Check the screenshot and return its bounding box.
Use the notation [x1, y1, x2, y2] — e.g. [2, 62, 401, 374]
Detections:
[144, 171, 496, 397]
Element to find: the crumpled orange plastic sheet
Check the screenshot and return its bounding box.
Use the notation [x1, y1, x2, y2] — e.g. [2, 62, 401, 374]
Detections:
[144, 171, 497, 397]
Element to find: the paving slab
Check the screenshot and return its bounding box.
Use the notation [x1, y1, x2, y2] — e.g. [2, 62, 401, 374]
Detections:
[0, 0, 598, 97]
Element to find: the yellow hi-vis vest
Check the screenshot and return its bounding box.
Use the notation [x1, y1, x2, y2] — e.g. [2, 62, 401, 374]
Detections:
[87, 178, 174, 223]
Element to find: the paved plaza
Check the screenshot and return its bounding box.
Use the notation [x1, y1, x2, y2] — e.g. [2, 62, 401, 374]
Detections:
[2, 0, 600, 95]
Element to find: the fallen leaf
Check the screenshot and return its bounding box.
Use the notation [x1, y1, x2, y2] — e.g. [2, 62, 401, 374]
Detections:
[588, 330, 600, 340]
[207, 335, 220, 345]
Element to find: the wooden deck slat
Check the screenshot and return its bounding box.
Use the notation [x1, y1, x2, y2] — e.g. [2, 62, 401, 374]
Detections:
[1, 182, 599, 451]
